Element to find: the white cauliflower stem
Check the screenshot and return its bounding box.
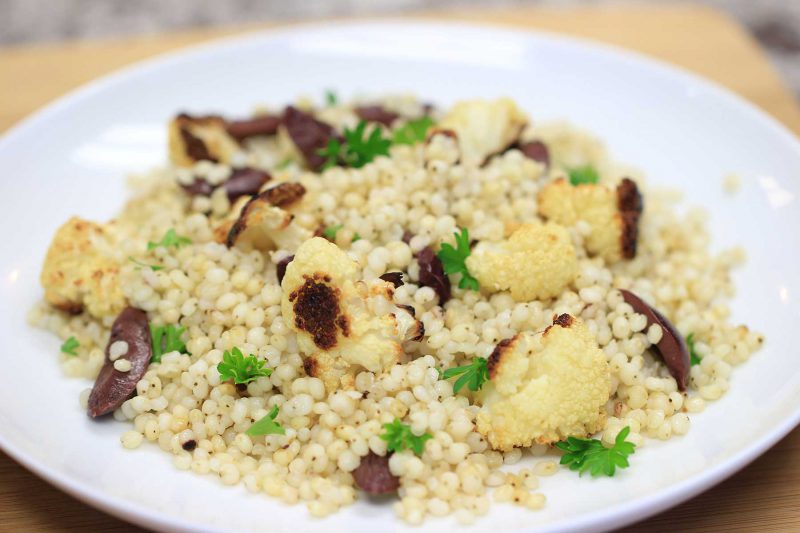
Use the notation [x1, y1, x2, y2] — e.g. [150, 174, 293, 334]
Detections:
[465, 223, 578, 301]
[281, 237, 422, 391]
[476, 314, 611, 450]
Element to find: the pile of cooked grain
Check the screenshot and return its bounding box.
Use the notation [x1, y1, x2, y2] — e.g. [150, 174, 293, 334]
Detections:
[30, 95, 763, 524]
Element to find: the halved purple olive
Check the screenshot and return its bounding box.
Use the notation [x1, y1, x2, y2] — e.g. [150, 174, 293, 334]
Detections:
[276, 255, 294, 285]
[352, 452, 399, 495]
[355, 105, 399, 127]
[619, 289, 689, 390]
[224, 168, 271, 202]
[181, 167, 270, 202]
[282, 106, 339, 171]
[225, 115, 281, 141]
[87, 307, 153, 418]
[417, 246, 451, 304]
[518, 140, 550, 168]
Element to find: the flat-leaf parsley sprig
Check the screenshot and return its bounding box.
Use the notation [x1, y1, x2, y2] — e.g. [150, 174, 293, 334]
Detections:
[393, 116, 434, 145]
[217, 347, 272, 385]
[318, 120, 392, 170]
[686, 333, 701, 366]
[380, 418, 432, 456]
[128, 256, 163, 271]
[437, 227, 479, 291]
[322, 223, 360, 243]
[442, 357, 489, 393]
[60, 336, 79, 356]
[246, 405, 285, 436]
[567, 165, 600, 186]
[324, 89, 338, 106]
[147, 228, 192, 250]
[150, 323, 188, 363]
[555, 426, 636, 477]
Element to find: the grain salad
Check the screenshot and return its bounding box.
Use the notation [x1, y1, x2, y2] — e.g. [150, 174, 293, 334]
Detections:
[30, 94, 764, 524]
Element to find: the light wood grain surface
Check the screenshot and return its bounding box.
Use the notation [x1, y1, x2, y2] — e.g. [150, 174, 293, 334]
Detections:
[1, 5, 799, 532]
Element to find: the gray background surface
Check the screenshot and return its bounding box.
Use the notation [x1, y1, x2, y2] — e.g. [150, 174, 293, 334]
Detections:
[2, 0, 799, 96]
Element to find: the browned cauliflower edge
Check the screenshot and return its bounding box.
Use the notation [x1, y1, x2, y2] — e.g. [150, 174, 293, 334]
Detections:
[465, 223, 578, 301]
[40, 217, 126, 319]
[476, 314, 611, 451]
[220, 182, 311, 251]
[281, 237, 422, 391]
[537, 177, 643, 263]
[168, 113, 240, 167]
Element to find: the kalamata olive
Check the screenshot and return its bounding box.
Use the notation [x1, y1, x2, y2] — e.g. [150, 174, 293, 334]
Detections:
[619, 289, 689, 390]
[282, 106, 338, 171]
[355, 105, 399, 127]
[276, 255, 294, 285]
[352, 452, 400, 495]
[87, 307, 153, 418]
[379, 272, 405, 288]
[224, 168, 271, 202]
[417, 246, 451, 304]
[617, 178, 643, 259]
[518, 140, 550, 168]
[180, 168, 270, 201]
[181, 178, 215, 197]
[225, 115, 281, 141]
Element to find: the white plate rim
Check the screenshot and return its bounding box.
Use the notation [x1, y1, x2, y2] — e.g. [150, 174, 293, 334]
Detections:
[1, 18, 799, 533]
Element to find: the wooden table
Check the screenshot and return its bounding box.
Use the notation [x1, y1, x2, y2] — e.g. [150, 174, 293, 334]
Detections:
[2, 5, 799, 531]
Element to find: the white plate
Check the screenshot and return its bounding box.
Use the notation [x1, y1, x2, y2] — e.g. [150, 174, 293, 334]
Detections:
[1, 20, 799, 533]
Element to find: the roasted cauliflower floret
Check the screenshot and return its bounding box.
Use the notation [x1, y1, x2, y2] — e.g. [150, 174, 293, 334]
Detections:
[537, 177, 642, 263]
[466, 223, 577, 302]
[40, 217, 125, 319]
[223, 182, 311, 251]
[476, 314, 611, 451]
[438, 98, 527, 165]
[281, 238, 422, 391]
[168, 113, 240, 167]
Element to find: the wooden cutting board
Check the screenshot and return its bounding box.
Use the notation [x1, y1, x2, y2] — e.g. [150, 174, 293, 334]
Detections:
[1, 5, 799, 532]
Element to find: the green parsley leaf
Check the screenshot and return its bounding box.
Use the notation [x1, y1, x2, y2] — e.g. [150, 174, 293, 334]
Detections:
[555, 426, 636, 477]
[322, 224, 360, 243]
[686, 333, 701, 366]
[437, 227, 479, 291]
[392, 116, 434, 145]
[128, 256, 163, 271]
[318, 137, 343, 170]
[435, 367, 444, 379]
[150, 323, 187, 363]
[344, 121, 392, 168]
[323, 224, 343, 240]
[324, 89, 338, 106]
[442, 357, 489, 393]
[246, 405, 285, 436]
[317, 121, 392, 170]
[380, 418, 432, 456]
[567, 165, 600, 186]
[60, 336, 79, 356]
[147, 228, 192, 251]
[276, 157, 293, 170]
[217, 347, 272, 385]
